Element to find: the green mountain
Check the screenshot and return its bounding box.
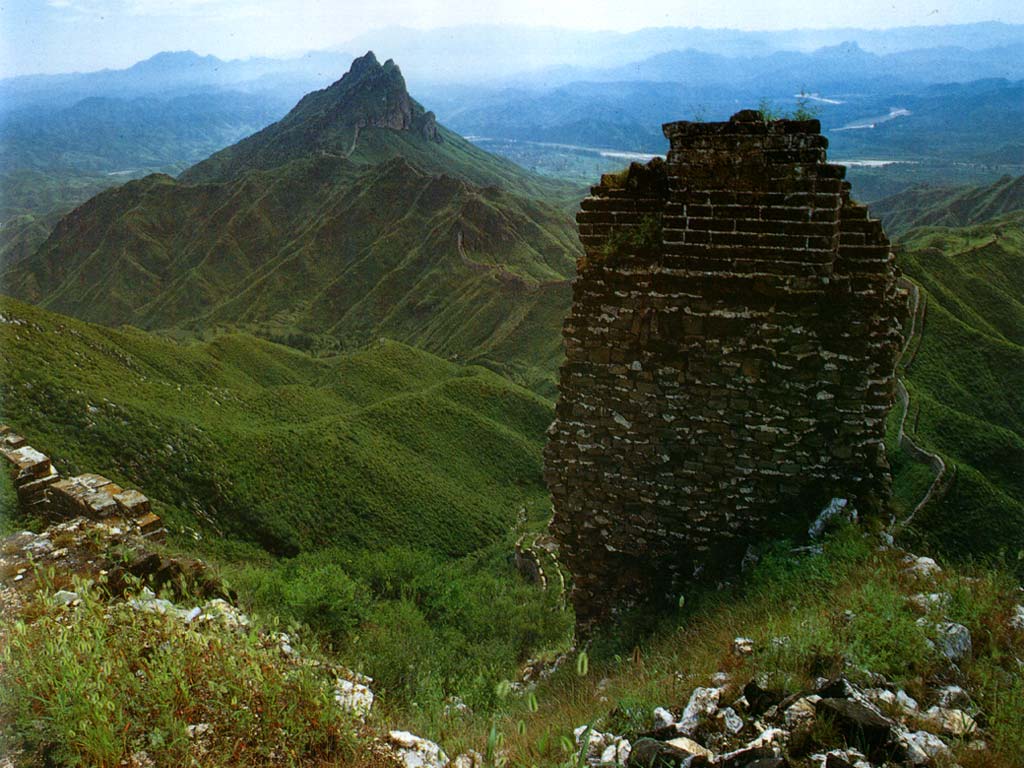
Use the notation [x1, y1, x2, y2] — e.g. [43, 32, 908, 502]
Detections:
[2, 52, 581, 394]
[872, 173, 1024, 236]
[179, 52, 567, 198]
[0, 295, 553, 557]
[889, 210, 1024, 561]
[0, 91, 293, 266]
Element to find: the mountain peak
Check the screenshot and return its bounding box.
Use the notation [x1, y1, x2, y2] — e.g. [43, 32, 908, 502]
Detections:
[348, 50, 381, 76]
[316, 50, 440, 138]
[181, 52, 442, 183]
[130, 51, 222, 72]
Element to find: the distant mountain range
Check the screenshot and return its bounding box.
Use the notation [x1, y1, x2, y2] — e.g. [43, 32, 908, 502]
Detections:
[0, 91, 290, 176]
[0, 50, 353, 112]
[497, 39, 1024, 89]
[343, 22, 1024, 84]
[2, 53, 581, 394]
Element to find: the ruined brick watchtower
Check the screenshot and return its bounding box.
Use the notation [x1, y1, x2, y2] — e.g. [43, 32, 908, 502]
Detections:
[543, 110, 905, 631]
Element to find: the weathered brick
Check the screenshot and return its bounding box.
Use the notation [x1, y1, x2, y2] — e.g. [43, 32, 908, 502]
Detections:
[545, 110, 905, 635]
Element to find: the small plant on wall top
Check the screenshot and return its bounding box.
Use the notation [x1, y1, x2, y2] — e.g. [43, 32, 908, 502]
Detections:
[599, 214, 663, 266]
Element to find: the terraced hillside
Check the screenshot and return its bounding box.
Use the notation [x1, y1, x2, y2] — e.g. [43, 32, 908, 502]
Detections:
[0, 296, 554, 557]
[2, 52, 581, 394]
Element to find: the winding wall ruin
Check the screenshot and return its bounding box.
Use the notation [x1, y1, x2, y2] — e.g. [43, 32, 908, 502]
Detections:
[543, 110, 905, 631]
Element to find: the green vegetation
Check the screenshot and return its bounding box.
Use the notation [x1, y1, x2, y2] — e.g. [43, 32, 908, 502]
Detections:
[0, 576, 357, 767]
[596, 213, 662, 266]
[0, 463, 17, 535]
[2, 55, 582, 396]
[0, 295, 572, 711]
[889, 211, 1024, 565]
[229, 541, 571, 709]
[873, 174, 1024, 236]
[0, 296, 554, 555]
[2, 48, 1022, 766]
[413, 526, 1024, 766]
[179, 54, 572, 203]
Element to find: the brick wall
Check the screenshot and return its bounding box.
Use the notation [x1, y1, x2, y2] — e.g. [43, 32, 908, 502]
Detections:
[544, 110, 905, 632]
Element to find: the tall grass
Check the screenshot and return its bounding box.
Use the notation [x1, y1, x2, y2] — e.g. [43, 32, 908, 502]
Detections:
[0, 577, 357, 767]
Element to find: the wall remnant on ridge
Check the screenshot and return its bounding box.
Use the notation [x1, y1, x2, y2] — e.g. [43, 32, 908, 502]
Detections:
[1, 424, 164, 540]
[543, 110, 905, 631]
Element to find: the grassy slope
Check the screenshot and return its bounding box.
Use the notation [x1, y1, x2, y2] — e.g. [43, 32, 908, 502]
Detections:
[0, 296, 554, 557]
[5, 155, 577, 394]
[1, 54, 582, 394]
[889, 211, 1024, 562]
[872, 174, 1024, 237]
[430, 527, 1024, 768]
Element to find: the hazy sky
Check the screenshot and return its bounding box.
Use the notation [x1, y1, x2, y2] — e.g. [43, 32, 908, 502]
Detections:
[2, 0, 1022, 77]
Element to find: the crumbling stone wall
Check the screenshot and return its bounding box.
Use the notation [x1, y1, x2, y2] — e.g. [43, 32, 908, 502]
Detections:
[1, 425, 164, 539]
[544, 110, 905, 631]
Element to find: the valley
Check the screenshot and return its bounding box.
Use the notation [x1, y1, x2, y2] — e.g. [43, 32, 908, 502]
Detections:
[1, 21, 1024, 768]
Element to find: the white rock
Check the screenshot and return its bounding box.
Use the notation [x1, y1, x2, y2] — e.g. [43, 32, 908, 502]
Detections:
[908, 592, 950, 612]
[598, 739, 630, 766]
[443, 696, 470, 716]
[24, 537, 54, 556]
[127, 588, 186, 619]
[677, 687, 721, 735]
[896, 690, 919, 714]
[935, 685, 969, 709]
[922, 706, 977, 737]
[899, 735, 929, 766]
[278, 633, 295, 656]
[784, 696, 819, 729]
[710, 671, 731, 686]
[653, 706, 675, 729]
[810, 749, 870, 768]
[52, 590, 79, 605]
[865, 688, 896, 707]
[808, 498, 854, 539]
[452, 751, 483, 768]
[186, 723, 210, 739]
[600, 744, 617, 765]
[334, 678, 374, 719]
[716, 706, 744, 734]
[904, 730, 950, 763]
[614, 739, 631, 765]
[182, 606, 202, 623]
[197, 598, 250, 629]
[732, 637, 755, 656]
[904, 556, 942, 578]
[573, 726, 610, 760]
[746, 728, 785, 749]
[387, 731, 449, 768]
[935, 622, 972, 662]
[666, 737, 713, 759]
[1009, 604, 1024, 631]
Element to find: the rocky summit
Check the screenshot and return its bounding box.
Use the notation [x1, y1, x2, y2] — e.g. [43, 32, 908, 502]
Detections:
[182, 51, 442, 183]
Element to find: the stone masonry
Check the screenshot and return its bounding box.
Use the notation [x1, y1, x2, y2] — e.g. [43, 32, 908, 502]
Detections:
[544, 110, 905, 632]
[1, 425, 164, 540]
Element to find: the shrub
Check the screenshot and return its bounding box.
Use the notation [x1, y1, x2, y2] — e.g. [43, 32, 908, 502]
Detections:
[0, 579, 355, 767]
[600, 214, 662, 265]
